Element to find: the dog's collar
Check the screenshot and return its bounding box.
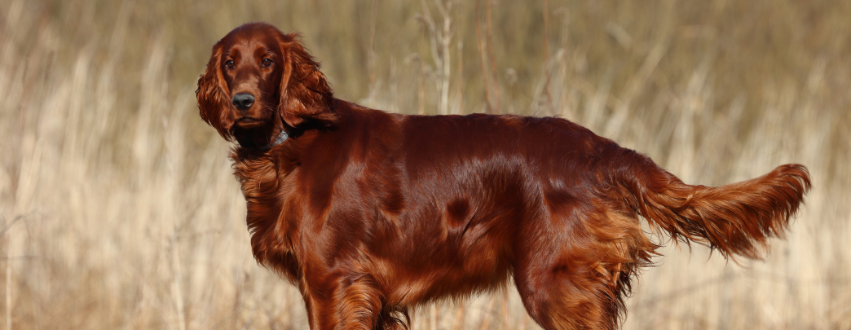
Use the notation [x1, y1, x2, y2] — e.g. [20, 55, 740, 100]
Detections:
[259, 130, 289, 151]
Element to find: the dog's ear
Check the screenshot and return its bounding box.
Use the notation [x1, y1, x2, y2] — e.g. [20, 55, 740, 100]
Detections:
[278, 34, 336, 127]
[196, 42, 233, 140]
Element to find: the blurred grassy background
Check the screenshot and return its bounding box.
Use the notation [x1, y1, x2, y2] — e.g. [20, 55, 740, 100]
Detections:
[1, 0, 850, 329]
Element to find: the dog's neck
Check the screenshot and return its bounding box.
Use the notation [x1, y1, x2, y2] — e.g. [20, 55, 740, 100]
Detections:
[259, 130, 289, 151]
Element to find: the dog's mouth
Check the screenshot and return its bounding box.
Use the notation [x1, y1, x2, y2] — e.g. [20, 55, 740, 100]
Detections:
[234, 117, 266, 128]
[229, 115, 279, 148]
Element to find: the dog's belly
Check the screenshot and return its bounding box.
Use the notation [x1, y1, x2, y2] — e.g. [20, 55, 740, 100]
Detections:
[375, 205, 517, 306]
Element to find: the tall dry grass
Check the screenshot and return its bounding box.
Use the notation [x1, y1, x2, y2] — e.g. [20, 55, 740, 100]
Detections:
[1, 0, 849, 329]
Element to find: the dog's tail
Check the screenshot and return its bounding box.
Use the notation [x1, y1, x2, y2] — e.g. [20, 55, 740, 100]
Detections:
[602, 148, 811, 259]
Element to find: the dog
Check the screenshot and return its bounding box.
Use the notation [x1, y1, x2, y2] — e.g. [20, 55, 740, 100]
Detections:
[196, 22, 810, 330]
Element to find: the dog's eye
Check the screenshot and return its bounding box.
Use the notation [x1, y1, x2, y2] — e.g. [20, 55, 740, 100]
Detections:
[262, 58, 273, 67]
[224, 60, 235, 69]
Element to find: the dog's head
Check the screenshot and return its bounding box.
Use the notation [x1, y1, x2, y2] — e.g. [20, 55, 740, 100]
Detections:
[196, 22, 335, 148]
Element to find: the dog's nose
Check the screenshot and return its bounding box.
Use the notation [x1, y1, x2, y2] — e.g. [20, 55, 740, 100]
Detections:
[232, 93, 255, 111]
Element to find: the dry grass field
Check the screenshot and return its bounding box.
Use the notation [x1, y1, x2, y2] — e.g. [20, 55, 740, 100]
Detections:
[2, 0, 850, 329]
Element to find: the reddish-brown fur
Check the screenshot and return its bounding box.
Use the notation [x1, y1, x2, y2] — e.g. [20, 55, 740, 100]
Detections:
[197, 23, 811, 330]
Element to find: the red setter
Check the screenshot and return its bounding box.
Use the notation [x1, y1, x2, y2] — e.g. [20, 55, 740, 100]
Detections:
[197, 22, 810, 330]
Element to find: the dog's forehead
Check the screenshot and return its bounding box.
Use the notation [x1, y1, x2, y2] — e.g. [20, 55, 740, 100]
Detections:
[224, 41, 278, 62]
[223, 24, 281, 51]
[223, 40, 275, 58]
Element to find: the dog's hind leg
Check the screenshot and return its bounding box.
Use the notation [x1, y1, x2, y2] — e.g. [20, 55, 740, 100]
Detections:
[513, 200, 655, 330]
